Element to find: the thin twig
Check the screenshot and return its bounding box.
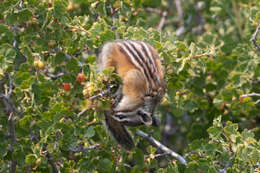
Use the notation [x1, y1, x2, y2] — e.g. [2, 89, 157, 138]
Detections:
[0, 75, 23, 117]
[241, 92, 260, 105]
[70, 26, 91, 35]
[190, 53, 213, 59]
[69, 144, 100, 153]
[0, 74, 22, 173]
[136, 130, 187, 166]
[250, 24, 260, 52]
[89, 86, 115, 100]
[8, 113, 17, 173]
[157, 11, 168, 31]
[7, 74, 13, 98]
[109, 5, 120, 39]
[42, 144, 59, 173]
[174, 0, 184, 26]
[241, 92, 260, 98]
[255, 99, 260, 105]
[77, 104, 96, 117]
[78, 85, 117, 117]
[40, 70, 65, 80]
[145, 8, 162, 14]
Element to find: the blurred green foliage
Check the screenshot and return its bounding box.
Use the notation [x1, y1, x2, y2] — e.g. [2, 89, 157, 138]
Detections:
[0, 0, 259, 172]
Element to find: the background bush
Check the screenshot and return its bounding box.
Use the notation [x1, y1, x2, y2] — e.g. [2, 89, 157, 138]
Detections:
[0, 0, 259, 172]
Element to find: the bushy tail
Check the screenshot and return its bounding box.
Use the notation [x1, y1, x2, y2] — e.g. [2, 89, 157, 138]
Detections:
[104, 111, 135, 150]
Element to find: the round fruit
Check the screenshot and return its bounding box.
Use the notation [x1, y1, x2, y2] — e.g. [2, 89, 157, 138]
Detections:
[37, 60, 45, 69]
[76, 73, 85, 82]
[62, 83, 71, 91]
[34, 60, 45, 69]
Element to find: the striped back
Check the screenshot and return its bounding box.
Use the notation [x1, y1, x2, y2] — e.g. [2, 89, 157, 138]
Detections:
[115, 40, 163, 95]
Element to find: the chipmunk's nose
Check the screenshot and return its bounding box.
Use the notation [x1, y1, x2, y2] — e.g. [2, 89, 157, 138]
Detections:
[137, 110, 152, 125]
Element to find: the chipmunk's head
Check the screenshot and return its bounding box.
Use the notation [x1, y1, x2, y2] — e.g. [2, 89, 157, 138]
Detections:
[112, 95, 161, 127]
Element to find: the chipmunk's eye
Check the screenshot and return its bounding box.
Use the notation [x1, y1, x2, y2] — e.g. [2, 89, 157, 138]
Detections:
[115, 114, 126, 119]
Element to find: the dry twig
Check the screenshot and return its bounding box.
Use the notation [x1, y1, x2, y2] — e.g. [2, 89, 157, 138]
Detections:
[157, 11, 168, 31]
[136, 130, 187, 165]
[145, 8, 162, 14]
[250, 24, 260, 52]
[69, 144, 100, 153]
[0, 74, 24, 173]
[42, 144, 59, 173]
[174, 0, 184, 26]
[241, 92, 260, 105]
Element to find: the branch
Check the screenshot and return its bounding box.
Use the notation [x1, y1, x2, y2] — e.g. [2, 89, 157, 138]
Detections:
[250, 24, 260, 52]
[241, 92, 260, 105]
[157, 11, 168, 31]
[89, 85, 115, 100]
[77, 103, 98, 117]
[70, 26, 91, 35]
[136, 131, 187, 166]
[174, 0, 184, 26]
[40, 70, 65, 80]
[145, 8, 162, 14]
[0, 74, 24, 117]
[69, 144, 100, 153]
[241, 92, 260, 97]
[109, 5, 120, 39]
[42, 144, 59, 173]
[8, 113, 17, 173]
[0, 74, 22, 173]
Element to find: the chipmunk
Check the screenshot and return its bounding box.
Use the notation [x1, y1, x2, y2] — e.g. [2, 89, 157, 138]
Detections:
[98, 40, 165, 150]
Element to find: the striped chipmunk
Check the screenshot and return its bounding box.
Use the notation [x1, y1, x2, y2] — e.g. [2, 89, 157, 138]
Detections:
[98, 40, 166, 150]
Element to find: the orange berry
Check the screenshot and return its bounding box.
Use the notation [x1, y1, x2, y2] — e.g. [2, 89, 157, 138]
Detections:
[76, 73, 85, 82]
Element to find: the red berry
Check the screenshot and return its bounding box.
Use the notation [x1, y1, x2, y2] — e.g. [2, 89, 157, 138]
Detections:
[62, 83, 71, 91]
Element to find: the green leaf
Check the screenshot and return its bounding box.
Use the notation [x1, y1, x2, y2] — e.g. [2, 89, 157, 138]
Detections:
[15, 71, 35, 89]
[54, 52, 66, 65]
[224, 121, 238, 135]
[0, 43, 16, 75]
[66, 57, 80, 73]
[207, 126, 222, 139]
[19, 115, 32, 128]
[17, 8, 33, 21]
[184, 100, 197, 113]
[84, 126, 95, 138]
[241, 129, 255, 140]
[133, 148, 144, 166]
[0, 24, 14, 43]
[25, 154, 37, 164]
